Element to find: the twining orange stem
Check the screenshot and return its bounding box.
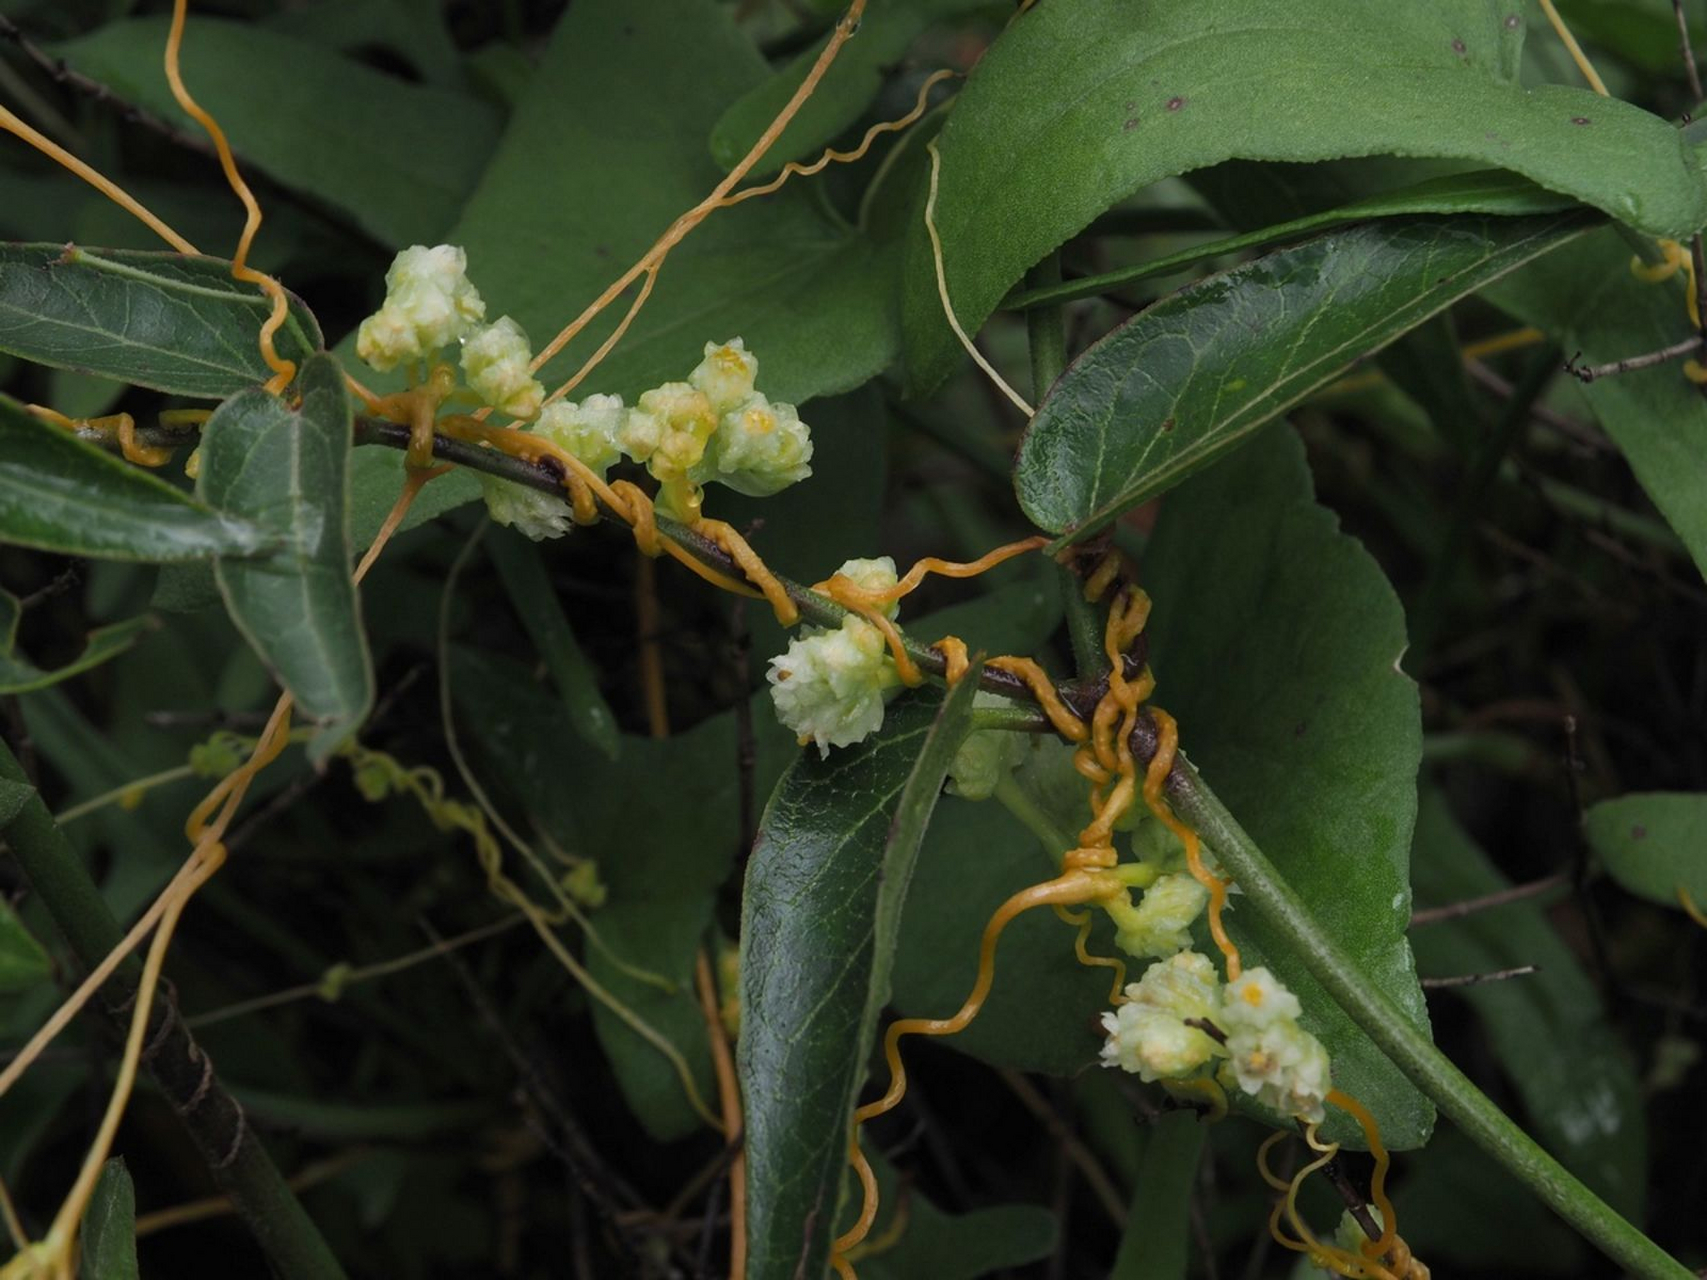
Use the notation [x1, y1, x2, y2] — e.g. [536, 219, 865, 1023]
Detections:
[163, 0, 295, 393]
[695, 950, 746, 1280]
[1143, 706, 1240, 980]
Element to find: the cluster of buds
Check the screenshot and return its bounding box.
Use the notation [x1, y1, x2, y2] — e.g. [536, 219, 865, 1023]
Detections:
[766, 558, 903, 756]
[353, 246, 815, 536]
[1099, 951, 1332, 1123]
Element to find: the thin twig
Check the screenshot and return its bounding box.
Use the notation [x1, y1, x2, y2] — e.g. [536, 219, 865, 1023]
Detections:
[1464, 360, 1608, 452]
[1421, 964, 1540, 989]
[997, 1069, 1126, 1226]
[1566, 334, 1704, 382]
[1409, 872, 1572, 926]
[1677, 0, 1704, 101]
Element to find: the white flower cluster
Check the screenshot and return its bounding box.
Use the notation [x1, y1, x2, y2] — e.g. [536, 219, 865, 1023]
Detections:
[355, 243, 545, 418]
[1103, 872, 1210, 960]
[475, 393, 627, 541]
[619, 339, 813, 500]
[1100, 951, 1332, 1124]
[766, 557, 901, 756]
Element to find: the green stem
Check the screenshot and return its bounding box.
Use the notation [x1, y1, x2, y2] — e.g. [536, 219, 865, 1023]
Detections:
[1162, 754, 1690, 1280]
[0, 740, 350, 1280]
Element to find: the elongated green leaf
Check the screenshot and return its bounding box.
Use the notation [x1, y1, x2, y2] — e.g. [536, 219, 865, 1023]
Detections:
[1139, 425, 1431, 1148]
[1006, 169, 1579, 311]
[0, 894, 49, 1003]
[1016, 213, 1591, 540]
[1583, 792, 1707, 911]
[0, 244, 322, 399]
[1410, 789, 1646, 1218]
[0, 395, 270, 561]
[1483, 226, 1707, 578]
[485, 532, 620, 761]
[77, 1160, 139, 1280]
[198, 353, 371, 757]
[0, 590, 154, 694]
[56, 18, 500, 246]
[1110, 1111, 1204, 1280]
[709, 0, 983, 177]
[441, 0, 898, 410]
[741, 678, 978, 1280]
[903, 0, 1706, 390]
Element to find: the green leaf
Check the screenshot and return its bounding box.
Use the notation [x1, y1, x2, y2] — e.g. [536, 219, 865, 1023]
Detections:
[741, 678, 979, 1280]
[0, 889, 51, 995]
[55, 17, 501, 246]
[1483, 226, 1707, 578]
[0, 590, 154, 695]
[1110, 1110, 1204, 1280]
[0, 243, 322, 399]
[441, 0, 898, 410]
[1140, 425, 1431, 1148]
[0, 395, 270, 562]
[485, 532, 620, 761]
[198, 353, 372, 758]
[856, 1151, 1057, 1280]
[77, 1159, 139, 1280]
[903, 0, 1706, 390]
[1015, 212, 1591, 541]
[1410, 789, 1646, 1218]
[1583, 792, 1707, 911]
[709, 0, 982, 177]
[1005, 169, 1580, 311]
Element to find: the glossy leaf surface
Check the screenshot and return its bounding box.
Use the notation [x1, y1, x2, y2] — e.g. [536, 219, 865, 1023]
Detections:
[443, 0, 898, 409]
[198, 353, 371, 756]
[1583, 792, 1707, 911]
[1141, 426, 1431, 1146]
[0, 244, 321, 399]
[77, 1160, 140, 1280]
[903, 0, 1705, 389]
[1016, 213, 1589, 540]
[740, 680, 976, 1280]
[0, 395, 269, 561]
[57, 17, 500, 245]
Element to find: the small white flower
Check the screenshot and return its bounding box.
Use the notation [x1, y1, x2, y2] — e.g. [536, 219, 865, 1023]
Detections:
[356, 244, 486, 372]
[1216, 967, 1330, 1122]
[477, 471, 573, 541]
[766, 616, 898, 756]
[1099, 950, 1223, 1082]
[706, 393, 813, 496]
[1109, 873, 1210, 960]
[462, 316, 544, 419]
[1219, 967, 1303, 1031]
[688, 338, 759, 414]
[537, 394, 625, 479]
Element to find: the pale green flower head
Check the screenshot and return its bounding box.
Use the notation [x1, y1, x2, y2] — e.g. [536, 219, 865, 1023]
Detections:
[946, 692, 1029, 801]
[462, 315, 545, 420]
[1107, 872, 1210, 960]
[356, 243, 487, 372]
[706, 393, 814, 497]
[623, 382, 718, 484]
[766, 615, 899, 756]
[537, 393, 625, 479]
[689, 338, 759, 414]
[1099, 950, 1224, 1082]
[477, 471, 574, 541]
[833, 556, 900, 618]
